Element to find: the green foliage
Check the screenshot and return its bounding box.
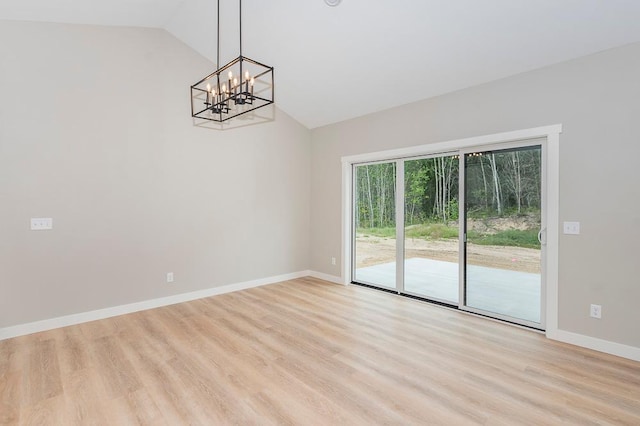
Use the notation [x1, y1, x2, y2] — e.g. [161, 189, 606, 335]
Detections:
[447, 199, 459, 221]
[467, 229, 541, 249]
[355, 147, 542, 245]
[355, 163, 397, 229]
[357, 227, 396, 238]
[358, 223, 460, 240]
[465, 148, 542, 216]
[405, 223, 459, 240]
[467, 207, 540, 221]
[358, 224, 540, 249]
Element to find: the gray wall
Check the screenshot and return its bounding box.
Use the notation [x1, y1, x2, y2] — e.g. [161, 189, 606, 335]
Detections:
[310, 43, 640, 349]
[0, 21, 311, 328]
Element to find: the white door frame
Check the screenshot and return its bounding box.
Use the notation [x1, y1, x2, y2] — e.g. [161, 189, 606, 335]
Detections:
[341, 124, 561, 334]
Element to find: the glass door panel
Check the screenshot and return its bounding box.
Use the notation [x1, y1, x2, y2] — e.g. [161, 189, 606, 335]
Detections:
[353, 162, 397, 290]
[464, 146, 542, 324]
[403, 156, 459, 303]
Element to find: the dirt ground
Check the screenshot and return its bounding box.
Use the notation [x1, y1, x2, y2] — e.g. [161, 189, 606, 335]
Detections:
[355, 235, 541, 274]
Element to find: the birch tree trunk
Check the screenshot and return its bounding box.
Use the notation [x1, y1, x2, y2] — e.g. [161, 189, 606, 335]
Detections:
[512, 151, 522, 213]
[489, 153, 502, 215]
[479, 155, 489, 209]
[365, 165, 374, 228]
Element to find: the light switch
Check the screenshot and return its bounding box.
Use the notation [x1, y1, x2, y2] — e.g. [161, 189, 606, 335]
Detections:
[31, 218, 53, 230]
[563, 221, 580, 235]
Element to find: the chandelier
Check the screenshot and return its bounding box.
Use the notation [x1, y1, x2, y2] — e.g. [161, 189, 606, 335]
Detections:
[190, 0, 274, 124]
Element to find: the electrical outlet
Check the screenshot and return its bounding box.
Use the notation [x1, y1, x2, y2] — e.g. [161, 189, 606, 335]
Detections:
[563, 221, 580, 235]
[166, 272, 174, 283]
[590, 304, 601, 319]
[31, 218, 53, 230]
[331, 257, 336, 266]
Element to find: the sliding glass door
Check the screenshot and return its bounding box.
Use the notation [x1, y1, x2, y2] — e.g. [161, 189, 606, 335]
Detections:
[353, 162, 397, 290]
[351, 140, 545, 329]
[463, 145, 543, 326]
[403, 156, 459, 304]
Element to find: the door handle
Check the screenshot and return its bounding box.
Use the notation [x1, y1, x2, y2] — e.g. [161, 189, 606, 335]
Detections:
[538, 228, 546, 245]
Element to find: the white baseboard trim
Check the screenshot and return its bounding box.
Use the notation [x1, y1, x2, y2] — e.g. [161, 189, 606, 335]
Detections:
[0, 270, 309, 341]
[307, 270, 344, 285]
[547, 329, 640, 362]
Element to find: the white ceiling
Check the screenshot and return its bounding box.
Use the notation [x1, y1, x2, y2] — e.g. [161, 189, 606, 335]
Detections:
[2, 0, 640, 128]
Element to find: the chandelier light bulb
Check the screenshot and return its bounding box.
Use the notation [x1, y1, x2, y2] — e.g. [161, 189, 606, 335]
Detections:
[205, 83, 212, 104]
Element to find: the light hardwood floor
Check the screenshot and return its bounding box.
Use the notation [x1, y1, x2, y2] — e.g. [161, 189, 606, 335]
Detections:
[1, 277, 639, 425]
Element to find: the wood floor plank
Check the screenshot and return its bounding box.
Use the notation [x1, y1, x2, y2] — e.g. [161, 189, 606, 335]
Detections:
[21, 339, 62, 407]
[0, 372, 21, 425]
[54, 327, 89, 377]
[90, 336, 141, 399]
[1, 277, 639, 424]
[61, 368, 110, 426]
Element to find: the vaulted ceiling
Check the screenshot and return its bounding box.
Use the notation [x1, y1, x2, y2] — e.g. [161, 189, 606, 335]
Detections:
[2, 0, 640, 128]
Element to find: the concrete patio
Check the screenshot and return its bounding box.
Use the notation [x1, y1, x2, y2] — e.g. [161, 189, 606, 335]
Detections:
[355, 257, 541, 323]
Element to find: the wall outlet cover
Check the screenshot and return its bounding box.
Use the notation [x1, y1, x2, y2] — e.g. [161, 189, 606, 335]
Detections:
[563, 221, 580, 235]
[31, 218, 53, 230]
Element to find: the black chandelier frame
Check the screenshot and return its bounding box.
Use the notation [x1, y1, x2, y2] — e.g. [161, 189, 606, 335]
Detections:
[190, 0, 274, 123]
